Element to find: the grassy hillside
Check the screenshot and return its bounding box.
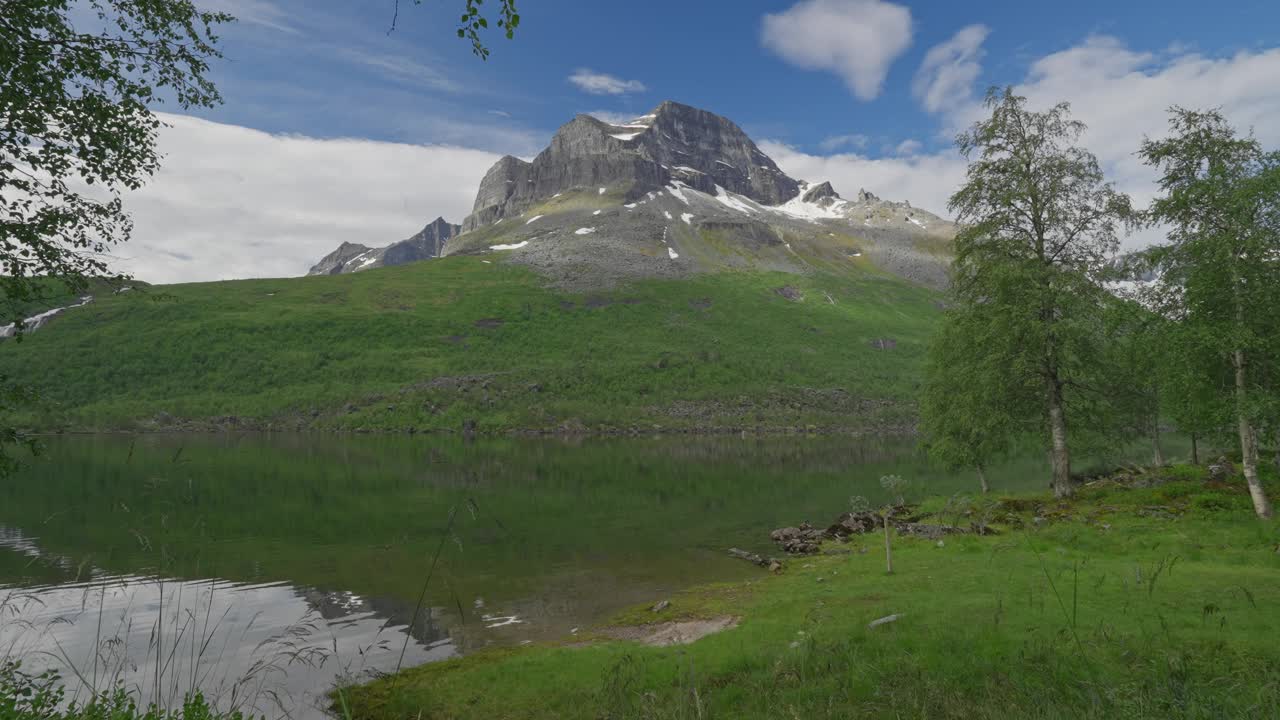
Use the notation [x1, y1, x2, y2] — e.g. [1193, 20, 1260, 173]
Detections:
[0, 257, 942, 433]
[3, 277, 137, 321]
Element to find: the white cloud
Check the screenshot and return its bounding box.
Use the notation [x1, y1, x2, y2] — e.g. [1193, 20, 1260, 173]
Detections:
[761, 0, 913, 101]
[198, 0, 298, 34]
[111, 114, 501, 283]
[913, 24, 989, 114]
[336, 49, 460, 93]
[818, 134, 870, 151]
[568, 69, 646, 96]
[894, 139, 923, 156]
[1011, 38, 1280, 197]
[1005, 38, 1280, 248]
[769, 37, 1280, 252]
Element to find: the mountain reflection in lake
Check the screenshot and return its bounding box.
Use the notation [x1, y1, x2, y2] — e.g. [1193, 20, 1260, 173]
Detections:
[1, 433, 1104, 718]
[1, 526, 455, 719]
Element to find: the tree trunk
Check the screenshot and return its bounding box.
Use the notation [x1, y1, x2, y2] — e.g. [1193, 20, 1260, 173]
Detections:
[1234, 349, 1273, 519]
[1274, 431, 1279, 475]
[1047, 379, 1073, 497]
[977, 464, 990, 494]
[1190, 433, 1200, 466]
[1151, 419, 1165, 467]
[883, 510, 893, 574]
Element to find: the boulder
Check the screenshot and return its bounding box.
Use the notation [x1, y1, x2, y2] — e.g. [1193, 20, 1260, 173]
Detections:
[769, 523, 824, 554]
[1208, 456, 1235, 481]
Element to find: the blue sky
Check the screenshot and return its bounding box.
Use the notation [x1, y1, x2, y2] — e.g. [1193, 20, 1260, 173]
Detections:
[198, 0, 1280, 156]
[115, 0, 1280, 282]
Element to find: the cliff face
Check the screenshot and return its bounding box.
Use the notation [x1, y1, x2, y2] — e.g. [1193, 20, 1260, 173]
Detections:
[635, 101, 799, 204]
[307, 218, 461, 275]
[382, 217, 459, 265]
[462, 101, 800, 231]
[464, 156, 531, 231]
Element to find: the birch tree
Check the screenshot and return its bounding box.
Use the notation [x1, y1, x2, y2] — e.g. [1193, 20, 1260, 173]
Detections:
[1139, 107, 1279, 519]
[937, 89, 1133, 497]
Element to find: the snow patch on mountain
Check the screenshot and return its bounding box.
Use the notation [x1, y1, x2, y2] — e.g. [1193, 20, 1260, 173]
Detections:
[667, 182, 691, 205]
[772, 189, 847, 223]
[714, 185, 758, 214]
[490, 240, 529, 251]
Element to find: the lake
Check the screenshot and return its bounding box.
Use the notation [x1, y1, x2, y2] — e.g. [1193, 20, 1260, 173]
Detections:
[0, 433, 1073, 718]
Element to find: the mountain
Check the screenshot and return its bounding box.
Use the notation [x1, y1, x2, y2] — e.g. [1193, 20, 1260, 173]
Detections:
[4, 101, 956, 435]
[309, 217, 461, 275]
[462, 101, 800, 231]
[309, 101, 954, 289]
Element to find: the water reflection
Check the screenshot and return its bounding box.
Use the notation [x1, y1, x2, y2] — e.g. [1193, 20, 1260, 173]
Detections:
[1, 526, 453, 719]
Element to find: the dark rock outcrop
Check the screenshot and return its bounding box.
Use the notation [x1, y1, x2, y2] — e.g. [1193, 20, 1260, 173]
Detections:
[770, 507, 996, 555]
[383, 217, 460, 265]
[770, 524, 825, 554]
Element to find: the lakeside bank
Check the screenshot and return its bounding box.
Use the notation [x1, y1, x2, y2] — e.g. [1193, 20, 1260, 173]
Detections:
[340, 462, 1280, 720]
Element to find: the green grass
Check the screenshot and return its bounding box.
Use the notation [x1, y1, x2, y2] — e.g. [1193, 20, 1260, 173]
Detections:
[1, 662, 243, 720]
[0, 257, 942, 433]
[3, 277, 138, 321]
[340, 464, 1280, 720]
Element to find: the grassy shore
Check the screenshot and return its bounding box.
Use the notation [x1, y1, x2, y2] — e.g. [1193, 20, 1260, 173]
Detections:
[340, 462, 1280, 719]
[0, 258, 939, 434]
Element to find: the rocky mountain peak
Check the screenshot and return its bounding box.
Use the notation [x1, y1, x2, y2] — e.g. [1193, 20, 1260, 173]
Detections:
[309, 242, 373, 276]
[462, 100, 801, 231]
[801, 181, 839, 204]
[307, 218, 461, 276]
[638, 101, 799, 204]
